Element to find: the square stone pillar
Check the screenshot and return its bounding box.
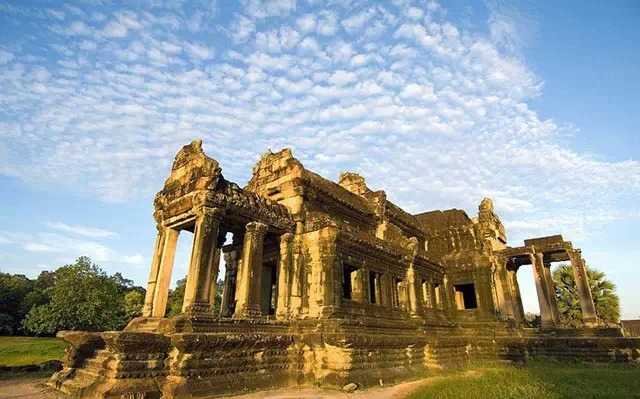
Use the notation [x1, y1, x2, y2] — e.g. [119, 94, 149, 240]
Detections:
[569, 250, 599, 327]
[406, 265, 420, 317]
[142, 227, 179, 318]
[234, 221, 268, 319]
[142, 227, 166, 317]
[542, 261, 560, 324]
[380, 273, 392, 307]
[219, 250, 238, 317]
[493, 260, 515, 320]
[505, 267, 525, 323]
[276, 233, 293, 319]
[182, 207, 223, 314]
[352, 268, 367, 303]
[531, 253, 555, 328]
[207, 247, 221, 309]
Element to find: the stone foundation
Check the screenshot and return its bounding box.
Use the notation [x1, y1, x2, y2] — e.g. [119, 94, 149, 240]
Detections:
[50, 319, 640, 398]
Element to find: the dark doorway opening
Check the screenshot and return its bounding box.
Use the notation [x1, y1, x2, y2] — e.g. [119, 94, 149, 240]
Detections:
[342, 264, 358, 300]
[454, 283, 478, 310]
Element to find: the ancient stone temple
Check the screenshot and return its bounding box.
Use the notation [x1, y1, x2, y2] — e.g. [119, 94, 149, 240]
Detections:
[50, 140, 640, 398]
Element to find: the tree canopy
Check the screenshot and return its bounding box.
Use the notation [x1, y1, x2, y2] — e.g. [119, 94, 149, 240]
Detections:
[0, 257, 145, 336]
[553, 264, 620, 327]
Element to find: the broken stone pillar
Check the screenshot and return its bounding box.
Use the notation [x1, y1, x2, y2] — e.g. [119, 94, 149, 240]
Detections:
[276, 233, 293, 319]
[219, 250, 238, 317]
[182, 207, 223, 313]
[542, 261, 561, 325]
[531, 253, 555, 328]
[234, 221, 268, 318]
[569, 250, 599, 327]
[143, 227, 179, 318]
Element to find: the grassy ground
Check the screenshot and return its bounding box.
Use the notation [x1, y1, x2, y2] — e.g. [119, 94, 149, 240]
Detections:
[409, 360, 640, 399]
[0, 336, 66, 367]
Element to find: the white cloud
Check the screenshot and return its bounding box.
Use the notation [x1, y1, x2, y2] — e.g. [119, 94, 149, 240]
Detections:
[0, 49, 14, 65]
[185, 42, 214, 60]
[46, 222, 118, 238]
[0, 0, 638, 259]
[296, 14, 316, 33]
[328, 70, 356, 86]
[101, 20, 128, 38]
[341, 8, 375, 33]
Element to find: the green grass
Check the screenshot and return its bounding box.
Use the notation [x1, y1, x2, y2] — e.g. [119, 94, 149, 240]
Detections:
[409, 361, 640, 399]
[0, 336, 66, 367]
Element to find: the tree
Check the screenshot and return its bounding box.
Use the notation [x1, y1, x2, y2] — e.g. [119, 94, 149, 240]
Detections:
[22, 257, 128, 335]
[0, 273, 34, 334]
[166, 278, 186, 317]
[123, 289, 145, 320]
[553, 264, 620, 327]
[165, 277, 223, 317]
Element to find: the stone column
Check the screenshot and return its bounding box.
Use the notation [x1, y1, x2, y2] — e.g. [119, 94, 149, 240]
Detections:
[429, 280, 437, 309]
[406, 265, 420, 316]
[219, 250, 238, 317]
[352, 268, 367, 303]
[542, 261, 560, 324]
[206, 231, 226, 312]
[507, 268, 525, 323]
[493, 260, 515, 320]
[142, 227, 166, 317]
[374, 274, 383, 306]
[234, 221, 268, 318]
[182, 207, 223, 313]
[276, 233, 293, 319]
[207, 248, 221, 308]
[149, 228, 180, 317]
[380, 273, 392, 307]
[531, 253, 555, 328]
[569, 250, 598, 327]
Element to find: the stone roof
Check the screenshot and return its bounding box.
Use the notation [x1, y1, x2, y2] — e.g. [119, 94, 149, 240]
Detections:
[302, 169, 374, 216]
[414, 209, 472, 232]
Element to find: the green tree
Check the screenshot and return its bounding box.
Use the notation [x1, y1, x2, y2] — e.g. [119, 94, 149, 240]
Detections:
[22, 257, 128, 335]
[553, 264, 620, 327]
[164, 278, 223, 317]
[166, 278, 186, 317]
[0, 273, 34, 334]
[123, 289, 145, 320]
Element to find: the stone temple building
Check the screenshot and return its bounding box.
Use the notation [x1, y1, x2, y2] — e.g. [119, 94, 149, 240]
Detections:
[51, 140, 639, 398]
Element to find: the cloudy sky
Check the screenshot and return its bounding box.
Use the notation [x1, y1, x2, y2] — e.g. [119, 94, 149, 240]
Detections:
[0, 0, 638, 318]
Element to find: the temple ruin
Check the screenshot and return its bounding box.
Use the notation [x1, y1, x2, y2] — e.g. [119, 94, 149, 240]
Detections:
[50, 140, 640, 398]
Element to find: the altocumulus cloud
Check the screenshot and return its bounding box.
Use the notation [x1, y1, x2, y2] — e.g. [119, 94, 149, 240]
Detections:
[0, 0, 639, 244]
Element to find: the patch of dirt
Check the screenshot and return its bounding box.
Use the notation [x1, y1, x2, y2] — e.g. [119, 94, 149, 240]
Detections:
[0, 371, 483, 399]
[0, 376, 57, 399]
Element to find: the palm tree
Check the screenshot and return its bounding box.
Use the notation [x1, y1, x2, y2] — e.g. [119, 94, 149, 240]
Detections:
[553, 264, 620, 327]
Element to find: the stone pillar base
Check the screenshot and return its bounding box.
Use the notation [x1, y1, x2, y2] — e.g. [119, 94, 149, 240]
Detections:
[233, 304, 262, 319]
[583, 317, 599, 328]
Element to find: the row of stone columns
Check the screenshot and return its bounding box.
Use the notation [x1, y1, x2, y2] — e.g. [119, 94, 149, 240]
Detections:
[217, 224, 296, 320]
[143, 207, 285, 320]
[499, 249, 598, 328]
[143, 207, 225, 318]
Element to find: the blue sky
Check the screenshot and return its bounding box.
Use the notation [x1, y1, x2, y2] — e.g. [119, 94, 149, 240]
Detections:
[0, 0, 638, 319]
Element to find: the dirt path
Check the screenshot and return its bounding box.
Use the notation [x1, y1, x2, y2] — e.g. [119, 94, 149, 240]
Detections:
[0, 376, 56, 399]
[0, 371, 480, 399]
